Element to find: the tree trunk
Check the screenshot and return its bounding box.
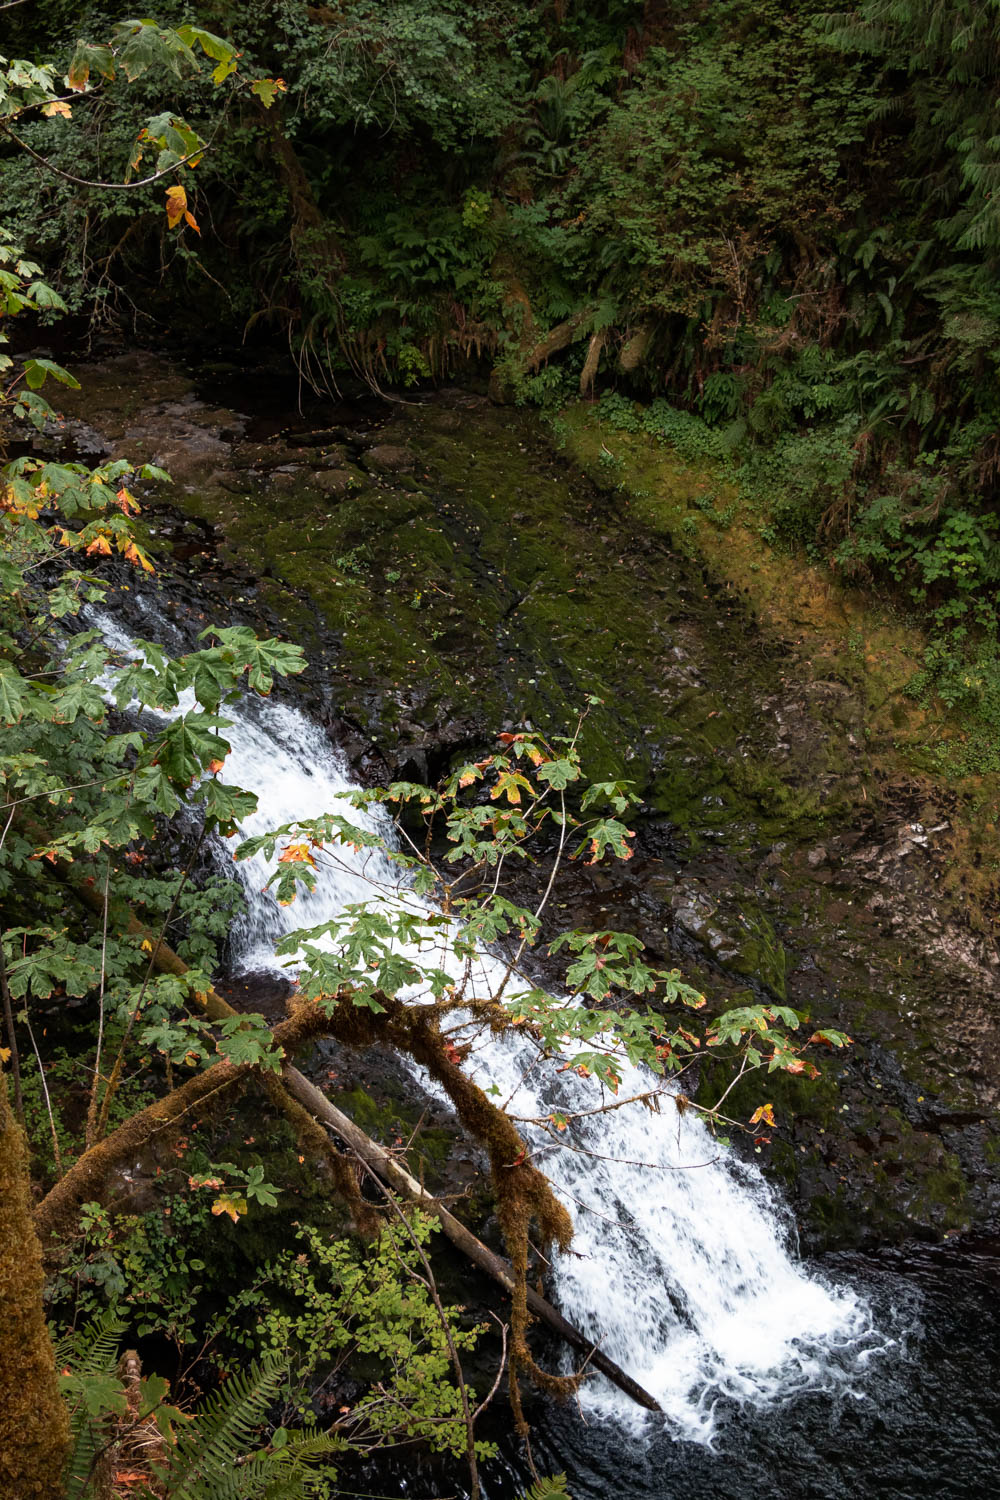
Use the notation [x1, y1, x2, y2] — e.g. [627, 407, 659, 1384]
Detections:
[0, 1070, 69, 1498]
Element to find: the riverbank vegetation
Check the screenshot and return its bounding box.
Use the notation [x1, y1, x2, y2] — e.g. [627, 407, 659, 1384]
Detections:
[2, 5, 999, 1496]
[6, 0, 1000, 734]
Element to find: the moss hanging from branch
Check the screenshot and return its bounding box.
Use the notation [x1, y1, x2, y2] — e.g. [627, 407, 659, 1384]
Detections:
[315, 993, 580, 1422]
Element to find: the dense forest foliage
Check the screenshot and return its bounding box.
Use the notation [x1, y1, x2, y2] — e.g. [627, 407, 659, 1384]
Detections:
[1, 4, 999, 1496]
[5, 0, 1000, 728]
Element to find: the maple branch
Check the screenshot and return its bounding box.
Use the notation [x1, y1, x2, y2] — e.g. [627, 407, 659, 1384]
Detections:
[0, 118, 222, 191]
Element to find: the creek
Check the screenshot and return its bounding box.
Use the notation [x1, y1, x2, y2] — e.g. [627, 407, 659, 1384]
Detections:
[92, 602, 988, 1500]
[63, 355, 1000, 1497]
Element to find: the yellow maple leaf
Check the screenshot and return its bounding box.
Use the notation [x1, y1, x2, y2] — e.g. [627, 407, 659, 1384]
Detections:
[165, 184, 188, 229]
[123, 541, 155, 573]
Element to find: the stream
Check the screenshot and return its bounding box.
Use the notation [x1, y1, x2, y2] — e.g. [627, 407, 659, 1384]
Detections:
[63, 354, 1000, 1498]
[95, 606, 988, 1500]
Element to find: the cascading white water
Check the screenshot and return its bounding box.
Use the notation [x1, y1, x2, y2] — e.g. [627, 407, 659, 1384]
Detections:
[94, 609, 887, 1442]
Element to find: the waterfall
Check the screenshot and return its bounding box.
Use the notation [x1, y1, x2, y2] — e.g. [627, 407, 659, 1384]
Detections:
[93, 609, 887, 1443]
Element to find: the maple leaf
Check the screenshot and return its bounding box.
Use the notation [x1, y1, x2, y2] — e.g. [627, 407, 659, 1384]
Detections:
[211, 1193, 247, 1222]
[85, 534, 112, 556]
[749, 1102, 776, 1128]
[165, 184, 187, 228]
[278, 842, 316, 867]
[123, 541, 155, 573]
[43, 100, 72, 118]
[165, 185, 200, 233]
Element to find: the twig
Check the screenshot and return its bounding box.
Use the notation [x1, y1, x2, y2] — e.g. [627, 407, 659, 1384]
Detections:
[96, 822, 207, 1139]
[85, 849, 114, 1148]
[0, 116, 223, 192]
[22, 1007, 62, 1174]
[0, 933, 25, 1124]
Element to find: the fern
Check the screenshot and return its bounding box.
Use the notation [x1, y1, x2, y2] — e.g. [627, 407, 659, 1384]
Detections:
[519, 1477, 572, 1500]
[56, 1313, 130, 1500]
[57, 1324, 342, 1500]
[156, 1355, 288, 1500]
[54, 1310, 128, 1377]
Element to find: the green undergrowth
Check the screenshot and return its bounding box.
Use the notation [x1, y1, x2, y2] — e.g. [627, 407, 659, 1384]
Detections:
[558, 398, 1000, 911]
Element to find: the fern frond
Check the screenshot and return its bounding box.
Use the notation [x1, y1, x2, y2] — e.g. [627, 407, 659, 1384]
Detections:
[519, 1477, 572, 1500]
[57, 1313, 129, 1500]
[53, 1310, 127, 1375]
[160, 1355, 288, 1500]
[63, 1420, 108, 1500]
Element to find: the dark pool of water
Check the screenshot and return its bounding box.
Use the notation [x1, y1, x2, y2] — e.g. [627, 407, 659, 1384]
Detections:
[364, 1240, 1000, 1500]
[512, 1241, 1000, 1500]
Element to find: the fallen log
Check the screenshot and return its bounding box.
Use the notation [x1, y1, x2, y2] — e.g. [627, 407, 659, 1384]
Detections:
[54, 868, 664, 1414]
[282, 1065, 663, 1413]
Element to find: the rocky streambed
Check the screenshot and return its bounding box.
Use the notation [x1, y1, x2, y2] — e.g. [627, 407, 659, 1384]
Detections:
[50, 349, 1000, 1252]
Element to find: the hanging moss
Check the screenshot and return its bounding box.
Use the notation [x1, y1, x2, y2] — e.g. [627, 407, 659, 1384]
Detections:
[0, 1072, 69, 1498]
[316, 991, 580, 1424]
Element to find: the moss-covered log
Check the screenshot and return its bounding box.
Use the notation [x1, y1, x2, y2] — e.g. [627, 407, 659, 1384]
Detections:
[33, 1001, 331, 1250]
[50, 887, 663, 1412]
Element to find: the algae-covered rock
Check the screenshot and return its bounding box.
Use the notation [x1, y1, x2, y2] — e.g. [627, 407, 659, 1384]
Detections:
[315, 467, 360, 497]
[362, 443, 416, 473]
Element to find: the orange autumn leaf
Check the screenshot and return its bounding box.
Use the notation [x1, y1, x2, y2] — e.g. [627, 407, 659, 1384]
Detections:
[749, 1102, 776, 1128]
[123, 541, 155, 573]
[85, 534, 112, 556]
[278, 842, 316, 867]
[43, 100, 72, 118]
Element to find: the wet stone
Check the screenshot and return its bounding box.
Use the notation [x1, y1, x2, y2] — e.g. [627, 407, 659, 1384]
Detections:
[362, 443, 416, 473]
[315, 468, 357, 497]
